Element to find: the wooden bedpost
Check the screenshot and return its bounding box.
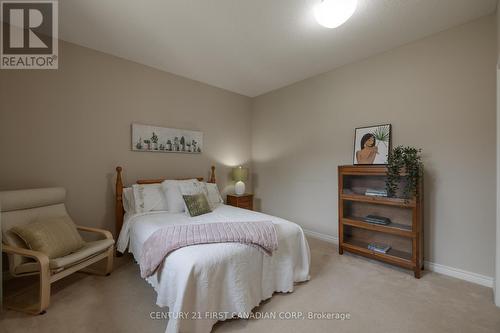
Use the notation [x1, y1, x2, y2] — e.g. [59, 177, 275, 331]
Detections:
[209, 165, 216, 183]
[115, 166, 124, 251]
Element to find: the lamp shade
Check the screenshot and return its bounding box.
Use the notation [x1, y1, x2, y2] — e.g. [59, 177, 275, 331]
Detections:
[232, 166, 248, 182]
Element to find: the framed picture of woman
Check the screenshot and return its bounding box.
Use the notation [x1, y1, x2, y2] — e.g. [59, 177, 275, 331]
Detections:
[353, 124, 392, 165]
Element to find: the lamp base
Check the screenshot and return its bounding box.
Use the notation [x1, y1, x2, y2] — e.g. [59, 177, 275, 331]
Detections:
[235, 181, 245, 195]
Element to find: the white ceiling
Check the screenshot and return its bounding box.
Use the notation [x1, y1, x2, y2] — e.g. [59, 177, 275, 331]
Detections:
[59, 0, 497, 97]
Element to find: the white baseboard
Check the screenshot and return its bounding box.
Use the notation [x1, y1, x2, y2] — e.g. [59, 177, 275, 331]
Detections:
[424, 261, 494, 288]
[303, 229, 494, 288]
[303, 229, 338, 244]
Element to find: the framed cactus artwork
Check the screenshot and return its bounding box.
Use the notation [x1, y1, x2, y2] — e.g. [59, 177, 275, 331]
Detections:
[353, 124, 391, 165]
[131, 123, 203, 154]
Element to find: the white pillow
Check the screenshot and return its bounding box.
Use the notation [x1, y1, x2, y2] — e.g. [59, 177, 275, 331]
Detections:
[122, 187, 136, 214]
[178, 181, 209, 216]
[178, 181, 207, 196]
[132, 184, 168, 213]
[205, 183, 223, 209]
[161, 179, 201, 213]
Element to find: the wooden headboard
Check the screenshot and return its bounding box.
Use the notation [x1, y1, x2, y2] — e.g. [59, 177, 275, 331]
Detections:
[114, 165, 216, 238]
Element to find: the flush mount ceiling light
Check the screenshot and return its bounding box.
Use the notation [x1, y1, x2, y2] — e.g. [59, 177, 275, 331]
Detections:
[314, 0, 357, 29]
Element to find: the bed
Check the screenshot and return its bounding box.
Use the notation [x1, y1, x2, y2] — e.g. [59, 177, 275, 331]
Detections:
[114, 166, 310, 333]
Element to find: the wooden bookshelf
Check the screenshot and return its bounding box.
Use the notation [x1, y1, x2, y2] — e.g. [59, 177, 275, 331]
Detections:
[338, 165, 424, 278]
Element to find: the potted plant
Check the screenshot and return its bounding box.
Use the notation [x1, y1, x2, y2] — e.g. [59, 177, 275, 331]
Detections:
[174, 137, 179, 151]
[136, 138, 143, 150]
[166, 139, 172, 151]
[151, 132, 159, 150]
[385, 146, 423, 199]
[180, 136, 185, 151]
[143, 139, 151, 150]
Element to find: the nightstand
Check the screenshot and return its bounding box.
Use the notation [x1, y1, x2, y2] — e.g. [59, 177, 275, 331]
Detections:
[227, 193, 253, 210]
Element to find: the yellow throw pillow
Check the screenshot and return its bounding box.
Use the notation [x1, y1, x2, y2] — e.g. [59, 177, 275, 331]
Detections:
[11, 216, 85, 259]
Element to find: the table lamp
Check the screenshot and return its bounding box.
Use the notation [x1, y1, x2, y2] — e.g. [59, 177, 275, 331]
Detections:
[232, 166, 248, 195]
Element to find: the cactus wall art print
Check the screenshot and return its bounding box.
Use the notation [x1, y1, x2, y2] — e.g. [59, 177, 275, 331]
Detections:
[132, 124, 203, 154]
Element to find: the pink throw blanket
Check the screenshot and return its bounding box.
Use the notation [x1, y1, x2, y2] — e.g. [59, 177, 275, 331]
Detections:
[140, 221, 278, 278]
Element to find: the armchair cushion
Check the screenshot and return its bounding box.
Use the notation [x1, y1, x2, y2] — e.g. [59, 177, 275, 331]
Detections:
[13, 238, 115, 274]
[49, 238, 114, 269]
[11, 216, 84, 259]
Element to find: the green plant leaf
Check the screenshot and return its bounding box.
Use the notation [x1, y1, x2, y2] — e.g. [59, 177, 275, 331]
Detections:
[385, 145, 423, 201]
[372, 125, 390, 143]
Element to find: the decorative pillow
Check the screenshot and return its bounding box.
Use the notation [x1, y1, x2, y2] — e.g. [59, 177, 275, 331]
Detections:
[205, 183, 223, 209]
[182, 193, 212, 217]
[161, 179, 201, 213]
[11, 216, 85, 259]
[132, 184, 168, 213]
[122, 187, 136, 214]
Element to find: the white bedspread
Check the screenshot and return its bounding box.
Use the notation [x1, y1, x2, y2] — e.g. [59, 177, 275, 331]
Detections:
[117, 204, 310, 333]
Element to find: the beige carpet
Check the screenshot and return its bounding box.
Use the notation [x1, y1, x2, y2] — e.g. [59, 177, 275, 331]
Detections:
[1, 237, 500, 333]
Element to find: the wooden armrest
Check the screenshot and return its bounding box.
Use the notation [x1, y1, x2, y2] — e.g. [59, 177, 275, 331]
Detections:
[76, 225, 114, 240]
[2, 244, 50, 266]
[3, 244, 51, 313]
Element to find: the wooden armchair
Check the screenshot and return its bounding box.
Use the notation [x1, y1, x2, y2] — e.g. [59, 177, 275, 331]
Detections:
[1, 187, 114, 314]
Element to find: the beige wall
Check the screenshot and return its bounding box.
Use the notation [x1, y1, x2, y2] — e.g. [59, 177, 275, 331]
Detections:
[252, 15, 497, 277]
[0, 15, 496, 279]
[495, 4, 499, 305]
[498, 4, 500, 67]
[0, 41, 252, 235]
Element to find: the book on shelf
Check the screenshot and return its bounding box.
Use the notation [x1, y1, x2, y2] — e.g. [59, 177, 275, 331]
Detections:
[365, 188, 388, 197]
[367, 242, 391, 254]
[363, 215, 392, 225]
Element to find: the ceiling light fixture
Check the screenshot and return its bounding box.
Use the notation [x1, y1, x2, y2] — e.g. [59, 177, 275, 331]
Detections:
[314, 0, 357, 29]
